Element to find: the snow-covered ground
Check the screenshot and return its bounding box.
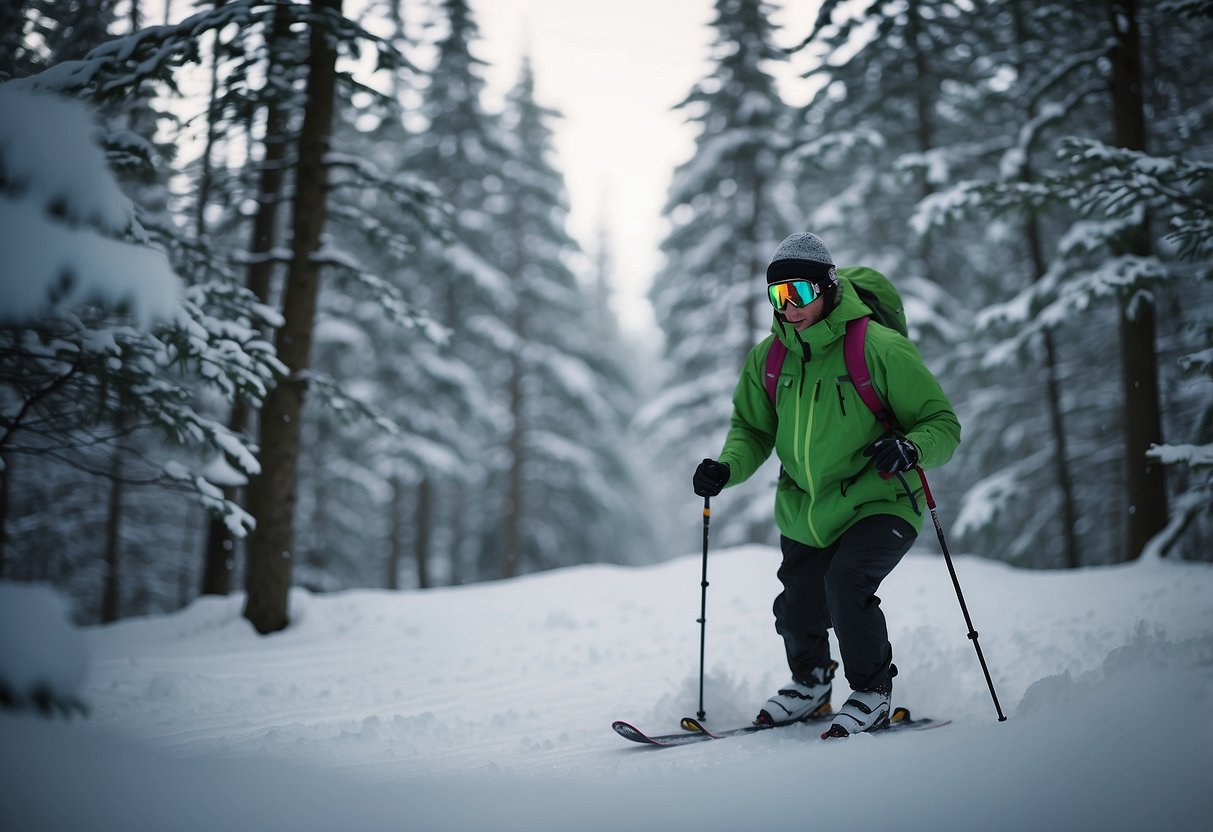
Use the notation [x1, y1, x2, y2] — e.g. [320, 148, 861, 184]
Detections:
[3, 545, 1212, 831]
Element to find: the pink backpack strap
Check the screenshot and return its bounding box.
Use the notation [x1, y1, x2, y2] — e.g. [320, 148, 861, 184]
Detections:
[844, 317, 894, 430]
[764, 338, 788, 407]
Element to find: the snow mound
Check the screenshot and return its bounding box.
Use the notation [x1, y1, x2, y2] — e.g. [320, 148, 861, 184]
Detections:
[0, 583, 89, 715]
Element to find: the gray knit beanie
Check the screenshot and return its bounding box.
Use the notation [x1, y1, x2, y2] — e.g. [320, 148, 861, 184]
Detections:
[766, 232, 835, 284]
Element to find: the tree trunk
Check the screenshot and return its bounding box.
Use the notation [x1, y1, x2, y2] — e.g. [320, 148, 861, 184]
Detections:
[101, 449, 125, 623]
[906, 0, 937, 270]
[416, 476, 433, 588]
[502, 203, 527, 579]
[0, 0, 29, 79]
[502, 337, 525, 579]
[0, 453, 11, 578]
[194, 0, 228, 238]
[179, 504, 197, 609]
[448, 481, 465, 585]
[387, 477, 405, 589]
[244, 0, 341, 634]
[202, 3, 294, 596]
[1107, 0, 1168, 560]
[1012, 0, 1082, 569]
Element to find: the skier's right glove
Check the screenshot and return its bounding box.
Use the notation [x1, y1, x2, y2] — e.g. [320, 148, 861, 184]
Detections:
[693, 458, 730, 497]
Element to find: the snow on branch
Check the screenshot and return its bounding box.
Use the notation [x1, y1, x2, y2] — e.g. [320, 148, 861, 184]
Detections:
[13, 0, 410, 101]
[978, 255, 1168, 367]
[1157, 0, 1213, 20]
[666, 129, 751, 208]
[786, 128, 885, 171]
[300, 370, 398, 437]
[1148, 443, 1213, 469]
[0, 87, 182, 327]
[316, 246, 450, 345]
[1054, 138, 1213, 260]
[954, 450, 1052, 540]
[325, 152, 449, 238]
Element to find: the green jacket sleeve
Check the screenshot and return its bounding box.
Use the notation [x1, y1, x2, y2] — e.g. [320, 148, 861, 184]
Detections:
[869, 330, 961, 469]
[717, 340, 777, 486]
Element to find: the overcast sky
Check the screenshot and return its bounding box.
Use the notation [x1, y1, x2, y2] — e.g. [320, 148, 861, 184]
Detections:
[468, 0, 821, 340]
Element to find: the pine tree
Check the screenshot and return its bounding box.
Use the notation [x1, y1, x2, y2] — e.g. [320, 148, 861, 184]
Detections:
[244, 0, 345, 634]
[644, 0, 793, 547]
[403, 0, 518, 583]
[910, 0, 1213, 563]
[492, 58, 646, 576]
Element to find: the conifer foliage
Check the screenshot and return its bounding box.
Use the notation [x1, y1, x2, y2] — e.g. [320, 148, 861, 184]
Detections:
[644, 0, 794, 546]
[2, 0, 647, 625]
[650, 0, 1211, 564]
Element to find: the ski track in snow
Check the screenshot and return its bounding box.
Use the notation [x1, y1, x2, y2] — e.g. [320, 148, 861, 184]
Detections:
[81, 548, 1210, 773]
[5, 545, 1213, 830]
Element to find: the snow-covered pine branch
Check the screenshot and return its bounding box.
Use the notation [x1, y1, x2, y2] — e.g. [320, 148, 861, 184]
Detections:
[12, 0, 409, 103]
[312, 244, 450, 344]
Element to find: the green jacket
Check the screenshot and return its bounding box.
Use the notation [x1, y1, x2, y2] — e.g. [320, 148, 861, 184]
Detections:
[718, 276, 961, 548]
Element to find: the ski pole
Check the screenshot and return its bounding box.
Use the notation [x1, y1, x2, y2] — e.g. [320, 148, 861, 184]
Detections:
[696, 495, 711, 721]
[916, 468, 1008, 722]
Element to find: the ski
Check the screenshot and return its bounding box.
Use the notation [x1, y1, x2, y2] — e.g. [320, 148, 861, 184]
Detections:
[612, 707, 833, 747]
[612, 707, 947, 747]
[820, 706, 951, 739]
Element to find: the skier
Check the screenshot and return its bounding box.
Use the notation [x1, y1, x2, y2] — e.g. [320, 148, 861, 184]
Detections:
[692, 232, 961, 737]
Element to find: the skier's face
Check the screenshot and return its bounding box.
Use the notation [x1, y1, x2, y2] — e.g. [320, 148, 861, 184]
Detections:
[781, 293, 825, 331]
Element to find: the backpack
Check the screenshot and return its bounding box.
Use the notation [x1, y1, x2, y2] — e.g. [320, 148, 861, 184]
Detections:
[763, 266, 906, 432]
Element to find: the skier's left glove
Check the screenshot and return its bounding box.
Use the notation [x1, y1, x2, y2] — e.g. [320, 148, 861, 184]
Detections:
[864, 437, 919, 475]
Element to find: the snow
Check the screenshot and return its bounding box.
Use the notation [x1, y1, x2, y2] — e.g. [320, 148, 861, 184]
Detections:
[3, 546, 1212, 829]
[0, 584, 88, 709]
[0, 87, 182, 326]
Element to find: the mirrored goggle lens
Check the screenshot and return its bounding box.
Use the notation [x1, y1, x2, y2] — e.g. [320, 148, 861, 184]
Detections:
[768, 280, 819, 312]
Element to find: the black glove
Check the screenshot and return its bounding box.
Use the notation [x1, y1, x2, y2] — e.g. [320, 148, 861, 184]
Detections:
[864, 437, 919, 475]
[693, 458, 730, 497]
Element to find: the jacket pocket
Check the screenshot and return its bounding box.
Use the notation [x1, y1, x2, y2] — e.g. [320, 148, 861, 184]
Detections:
[834, 375, 851, 417]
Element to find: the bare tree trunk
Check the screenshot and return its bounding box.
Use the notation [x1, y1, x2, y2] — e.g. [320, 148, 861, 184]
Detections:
[0, 453, 11, 578]
[101, 449, 125, 623]
[502, 201, 527, 579]
[1107, 0, 1168, 560]
[1013, 0, 1082, 569]
[244, 0, 341, 634]
[387, 477, 405, 589]
[194, 0, 228, 238]
[179, 504, 198, 609]
[907, 0, 937, 270]
[0, 0, 29, 79]
[201, 4, 293, 596]
[502, 344, 525, 579]
[448, 481, 465, 585]
[1031, 227, 1082, 569]
[416, 477, 433, 588]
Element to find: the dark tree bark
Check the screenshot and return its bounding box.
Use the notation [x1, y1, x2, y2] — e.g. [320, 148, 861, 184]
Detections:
[387, 477, 405, 590]
[1107, 0, 1168, 560]
[1013, 0, 1081, 569]
[502, 323, 525, 580]
[416, 477, 433, 588]
[244, 0, 341, 634]
[201, 4, 294, 596]
[101, 448, 125, 623]
[0, 0, 29, 79]
[0, 453, 11, 578]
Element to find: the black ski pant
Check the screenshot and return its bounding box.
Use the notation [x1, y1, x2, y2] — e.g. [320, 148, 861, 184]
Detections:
[773, 514, 915, 693]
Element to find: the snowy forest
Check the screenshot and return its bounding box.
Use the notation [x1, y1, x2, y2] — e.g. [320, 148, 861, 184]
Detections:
[2, 0, 1212, 636]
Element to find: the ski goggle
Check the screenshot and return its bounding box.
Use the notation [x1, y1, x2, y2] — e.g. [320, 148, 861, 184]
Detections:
[767, 279, 820, 312]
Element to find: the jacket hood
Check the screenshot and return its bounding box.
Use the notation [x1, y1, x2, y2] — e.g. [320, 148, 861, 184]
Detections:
[771, 275, 872, 357]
